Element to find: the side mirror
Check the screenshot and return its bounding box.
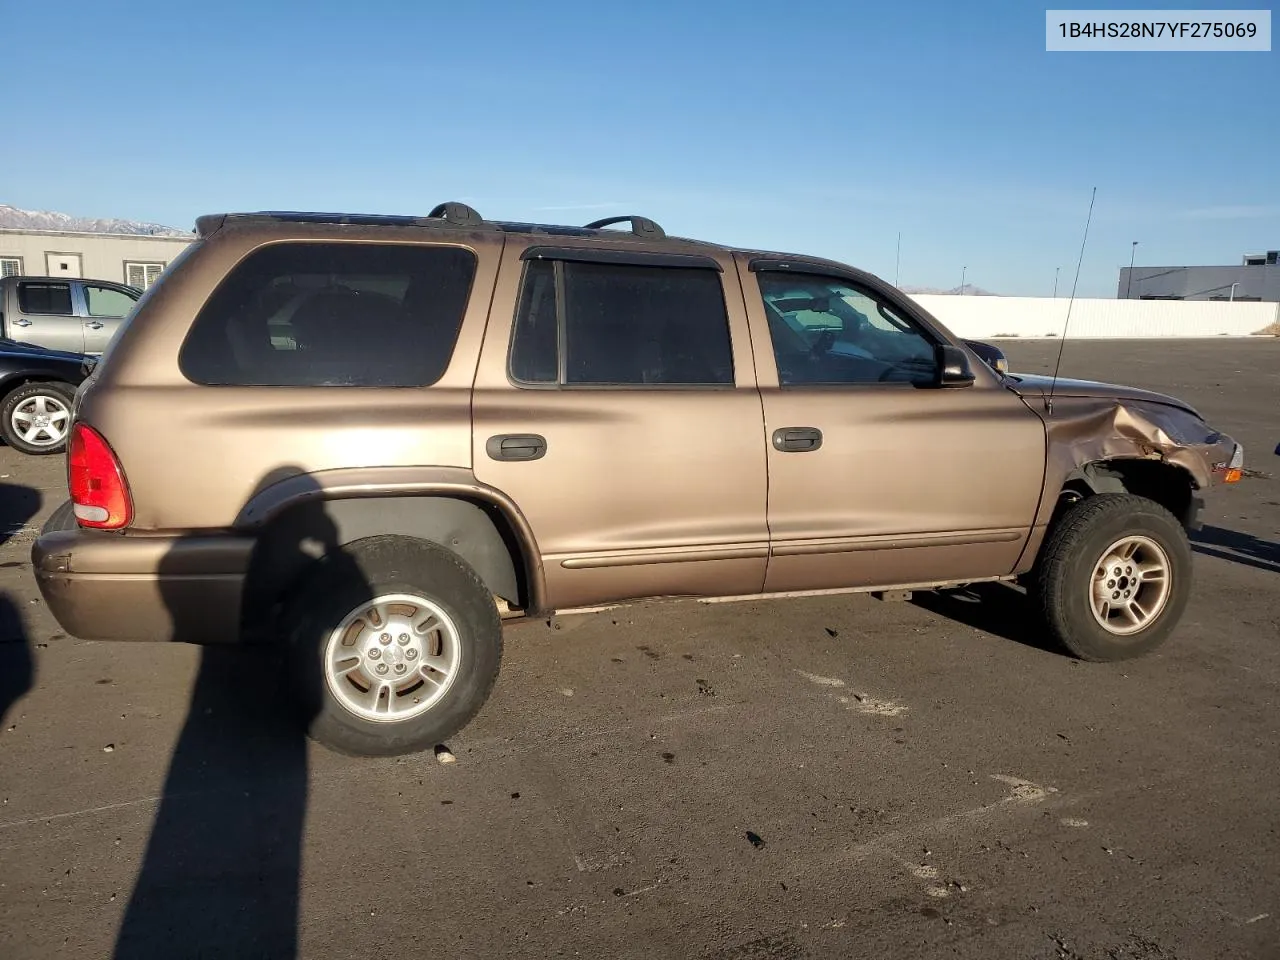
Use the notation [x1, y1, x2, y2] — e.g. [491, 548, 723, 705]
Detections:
[936, 344, 976, 388]
[960, 338, 1009, 375]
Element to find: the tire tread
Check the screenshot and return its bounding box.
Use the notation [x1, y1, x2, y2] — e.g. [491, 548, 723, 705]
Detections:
[1037, 493, 1191, 661]
[287, 534, 503, 757]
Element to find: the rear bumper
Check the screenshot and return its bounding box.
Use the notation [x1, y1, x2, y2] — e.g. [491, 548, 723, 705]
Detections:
[31, 529, 254, 644]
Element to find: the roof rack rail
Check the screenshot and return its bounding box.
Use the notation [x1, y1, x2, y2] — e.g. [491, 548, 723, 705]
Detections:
[428, 202, 484, 227]
[583, 215, 666, 240]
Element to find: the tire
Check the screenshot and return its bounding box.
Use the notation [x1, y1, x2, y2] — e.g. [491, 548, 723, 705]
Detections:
[42, 499, 78, 534]
[283, 535, 503, 757]
[1036, 493, 1192, 661]
[1, 381, 76, 455]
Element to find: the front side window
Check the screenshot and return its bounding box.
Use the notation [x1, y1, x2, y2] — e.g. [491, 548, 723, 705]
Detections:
[179, 242, 477, 387]
[756, 271, 938, 386]
[84, 284, 139, 318]
[17, 281, 73, 315]
[509, 259, 734, 386]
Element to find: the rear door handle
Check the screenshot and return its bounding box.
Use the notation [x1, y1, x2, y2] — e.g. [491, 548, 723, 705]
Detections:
[13, 318, 31, 327]
[772, 427, 823, 453]
[486, 434, 547, 462]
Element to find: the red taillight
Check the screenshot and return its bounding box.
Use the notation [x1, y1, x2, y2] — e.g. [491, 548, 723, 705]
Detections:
[68, 424, 132, 529]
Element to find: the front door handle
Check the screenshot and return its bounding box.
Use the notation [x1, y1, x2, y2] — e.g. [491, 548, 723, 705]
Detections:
[486, 434, 547, 462]
[12, 318, 31, 327]
[84, 321, 104, 330]
[772, 427, 823, 453]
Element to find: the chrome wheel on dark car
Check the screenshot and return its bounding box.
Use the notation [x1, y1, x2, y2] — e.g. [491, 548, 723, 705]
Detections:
[1, 382, 76, 455]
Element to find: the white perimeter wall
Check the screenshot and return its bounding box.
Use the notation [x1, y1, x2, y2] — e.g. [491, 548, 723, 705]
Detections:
[908, 294, 1280, 339]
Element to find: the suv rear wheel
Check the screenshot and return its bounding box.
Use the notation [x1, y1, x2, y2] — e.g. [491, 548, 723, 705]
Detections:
[285, 535, 503, 756]
[1036, 493, 1192, 661]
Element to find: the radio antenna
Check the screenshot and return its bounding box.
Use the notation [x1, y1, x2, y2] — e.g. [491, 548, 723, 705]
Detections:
[1047, 186, 1096, 414]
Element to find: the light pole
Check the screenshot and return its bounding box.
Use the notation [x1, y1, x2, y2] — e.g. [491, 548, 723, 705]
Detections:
[960, 266, 967, 295]
[895, 232, 901, 287]
[1229, 281, 1239, 302]
[1126, 241, 1139, 298]
[1053, 266, 1060, 298]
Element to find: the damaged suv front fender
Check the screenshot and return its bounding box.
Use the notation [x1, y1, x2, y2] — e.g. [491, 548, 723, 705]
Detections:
[1049, 398, 1239, 492]
[1012, 391, 1242, 573]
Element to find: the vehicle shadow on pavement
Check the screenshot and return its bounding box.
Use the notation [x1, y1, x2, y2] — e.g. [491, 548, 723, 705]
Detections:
[910, 581, 1067, 656]
[0, 481, 41, 727]
[114, 469, 369, 960]
[1190, 525, 1280, 575]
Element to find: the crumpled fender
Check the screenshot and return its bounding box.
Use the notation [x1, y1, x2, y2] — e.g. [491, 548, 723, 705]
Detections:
[1048, 397, 1231, 489]
[1014, 394, 1238, 573]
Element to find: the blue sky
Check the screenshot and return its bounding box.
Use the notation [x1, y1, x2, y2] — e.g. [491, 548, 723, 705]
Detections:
[3, 0, 1276, 296]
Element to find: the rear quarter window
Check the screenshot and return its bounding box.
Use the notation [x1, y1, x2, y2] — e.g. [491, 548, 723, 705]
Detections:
[178, 242, 477, 387]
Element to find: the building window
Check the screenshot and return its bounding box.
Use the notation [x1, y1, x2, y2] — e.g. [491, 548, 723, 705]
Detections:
[125, 261, 166, 290]
[0, 257, 21, 278]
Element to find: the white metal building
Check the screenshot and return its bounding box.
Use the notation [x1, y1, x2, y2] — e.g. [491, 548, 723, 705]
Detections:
[0, 228, 195, 289]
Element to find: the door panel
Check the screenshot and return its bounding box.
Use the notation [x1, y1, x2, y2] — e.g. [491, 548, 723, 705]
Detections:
[757, 386, 1046, 591]
[11, 280, 84, 353]
[78, 282, 139, 353]
[735, 254, 1046, 593]
[472, 243, 769, 611]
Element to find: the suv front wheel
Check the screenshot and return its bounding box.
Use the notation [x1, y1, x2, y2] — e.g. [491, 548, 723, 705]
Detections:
[285, 535, 503, 756]
[1036, 493, 1193, 661]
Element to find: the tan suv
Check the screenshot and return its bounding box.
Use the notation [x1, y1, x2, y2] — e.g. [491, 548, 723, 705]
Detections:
[30, 203, 1246, 756]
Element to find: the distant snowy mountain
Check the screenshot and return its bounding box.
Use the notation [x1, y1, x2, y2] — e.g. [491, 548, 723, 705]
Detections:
[901, 284, 1000, 297]
[0, 204, 192, 237]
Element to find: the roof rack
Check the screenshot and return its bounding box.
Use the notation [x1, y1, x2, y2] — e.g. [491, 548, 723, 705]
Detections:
[193, 202, 487, 238]
[428, 202, 484, 227]
[193, 204, 667, 241]
[583, 215, 666, 240]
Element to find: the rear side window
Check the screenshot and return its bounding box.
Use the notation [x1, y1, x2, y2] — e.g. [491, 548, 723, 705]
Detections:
[509, 259, 734, 386]
[179, 242, 477, 387]
[18, 282, 73, 315]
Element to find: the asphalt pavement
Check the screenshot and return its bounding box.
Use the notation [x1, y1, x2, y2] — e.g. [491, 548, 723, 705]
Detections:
[0, 339, 1277, 960]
